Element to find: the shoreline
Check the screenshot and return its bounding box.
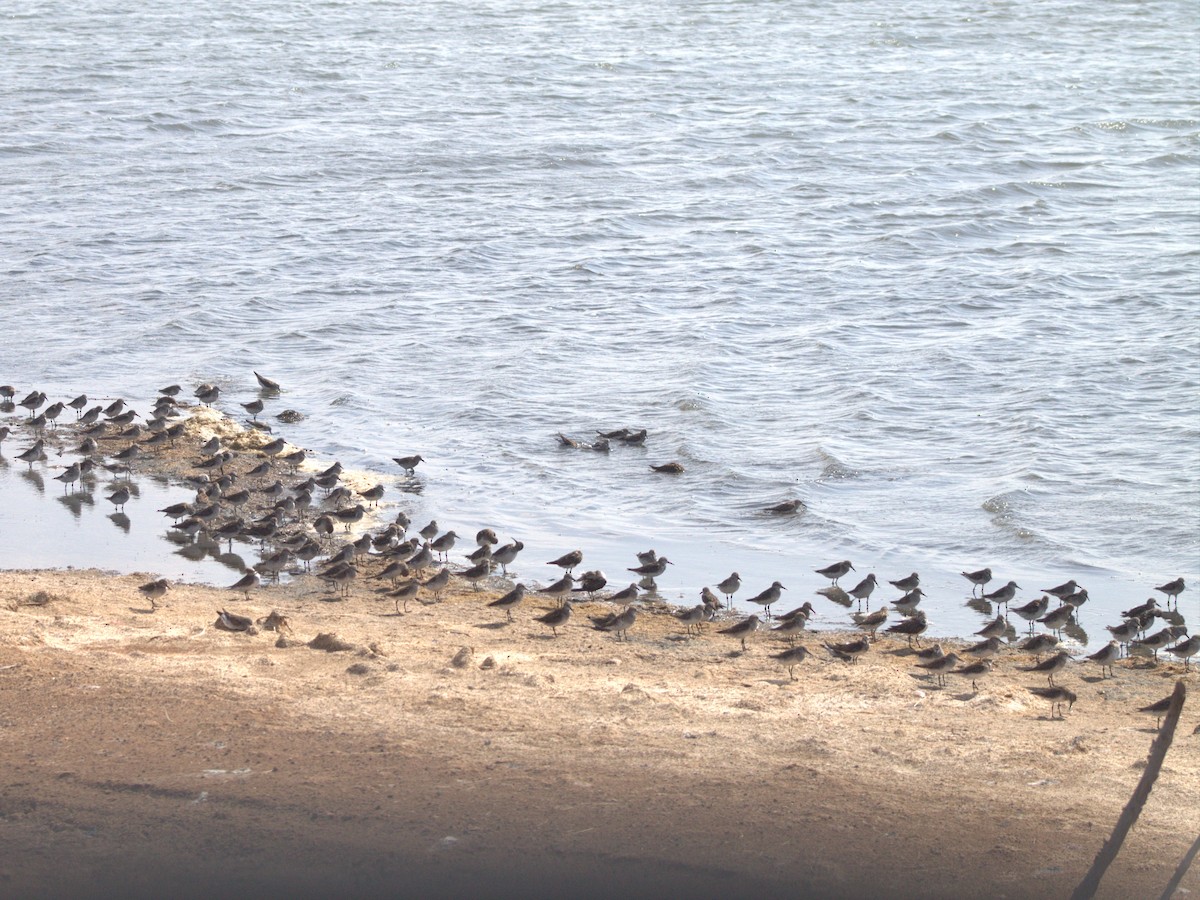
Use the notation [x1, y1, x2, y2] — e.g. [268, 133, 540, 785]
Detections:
[1, 566, 1197, 899]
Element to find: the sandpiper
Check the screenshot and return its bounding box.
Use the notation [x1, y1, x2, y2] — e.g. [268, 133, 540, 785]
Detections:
[476, 528, 499, 547]
[765, 499, 804, 514]
[572, 570, 608, 598]
[1166, 634, 1199, 669]
[535, 600, 573, 636]
[421, 567, 451, 600]
[53, 462, 81, 492]
[392, 454, 424, 475]
[241, 399, 264, 420]
[627, 556, 672, 578]
[431, 530, 458, 560]
[975, 614, 1007, 640]
[771, 645, 811, 680]
[1043, 579, 1078, 601]
[216, 609, 254, 632]
[852, 607, 888, 641]
[259, 437, 287, 458]
[459, 559, 492, 590]
[333, 504, 366, 530]
[745, 581, 786, 618]
[1062, 588, 1089, 614]
[1122, 598, 1157, 620]
[492, 540, 524, 576]
[916, 643, 945, 661]
[608, 583, 641, 607]
[138, 578, 170, 610]
[824, 636, 870, 664]
[1029, 686, 1077, 719]
[815, 560, 854, 584]
[15, 439, 45, 468]
[1019, 649, 1071, 686]
[67, 394, 88, 416]
[1154, 577, 1185, 608]
[390, 580, 420, 613]
[1037, 605, 1074, 636]
[194, 384, 220, 405]
[983, 580, 1020, 607]
[1105, 620, 1139, 656]
[963, 636, 1003, 661]
[18, 390, 46, 417]
[717, 614, 760, 650]
[953, 659, 993, 691]
[916, 651, 961, 687]
[892, 588, 925, 615]
[106, 486, 131, 512]
[1012, 596, 1050, 634]
[0, 385, 14, 402]
[635, 549, 658, 566]
[1133, 626, 1187, 662]
[538, 573, 576, 606]
[406, 543, 434, 573]
[619, 429, 647, 445]
[716, 572, 741, 605]
[885, 610, 928, 646]
[961, 567, 993, 595]
[590, 606, 637, 641]
[770, 615, 808, 644]
[675, 605, 707, 636]
[547, 549, 584, 574]
[1139, 695, 1174, 730]
[488, 583, 526, 622]
[889, 572, 920, 593]
[254, 371, 281, 392]
[1087, 641, 1121, 678]
[228, 571, 259, 599]
[846, 573, 878, 608]
[700, 587, 722, 616]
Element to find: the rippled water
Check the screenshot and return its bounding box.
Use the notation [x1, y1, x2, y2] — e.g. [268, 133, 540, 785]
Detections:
[1, 0, 1197, 646]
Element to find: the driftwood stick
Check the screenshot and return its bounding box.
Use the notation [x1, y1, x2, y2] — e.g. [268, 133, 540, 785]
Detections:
[1069, 680, 1186, 900]
[1158, 830, 1200, 900]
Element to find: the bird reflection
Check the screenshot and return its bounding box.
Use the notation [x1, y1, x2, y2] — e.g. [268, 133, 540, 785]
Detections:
[21, 469, 46, 493]
[966, 597, 993, 617]
[108, 512, 131, 532]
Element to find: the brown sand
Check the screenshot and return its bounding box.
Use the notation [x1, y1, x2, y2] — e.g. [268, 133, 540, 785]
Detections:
[0, 567, 1197, 900]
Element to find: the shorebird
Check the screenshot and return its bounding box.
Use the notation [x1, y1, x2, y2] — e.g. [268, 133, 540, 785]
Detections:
[254, 371, 281, 392]
[770, 615, 808, 644]
[216, 609, 254, 632]
[1043, 579, 1078, 601]
[675, 605, 707, 636]
[815, 560, 854, 584]
[975, 614, 1007, 640]
[488, 584, 527, 622]
[745, 581, 786, 618]
[43, 401, 65, 427]
[138, 579, 170, 610]
[389, 580, 420, 613]
[1122, 598, 1157, 620]
[1166, 634, 1199, 669]
[406, 543, 434, 574]
[716, 572, 741, 605]
[961, 567, 993, 595]
[1139, 695, 1176, 730]
[194, 384, 220, 405]
[459, 559, 492, 590]
[983, 580, 1020, 607]
[627, 556, 672, 579]
[888, 572, 920, 593]
[892, 588, 924, 615]
[241, 399, 264, 420]
[419, 567, 450, 600]
[492, 540, 524, 576]
[590, 606, 637, 641]
[1133, 626, 1187, 662]
[635, 549, 658, 566]
[852, 607, 888, 641]
[916, 643, 945, 661]
[1019, 649, 1071, 686]
[333, 504, 366, 530]
[963, 636, 1003, 661]
[700, 587, 722, 616]
[157, 384, 181, 397]
[1037, 605, 1074, 636]
[18, 390, 46, 417]
[476, 528, 499, 548]
[1154, 577, 1185, 608]
[1062, 588, 1089, 614]
[535, 600, 573, 637]
[1105, 620, 1139, 656]
[953, 659, 993, 691]
[1029, 686, 1077, 719]
[619, 429, 647, 445]
[53, 463, 81, 492]
[15, 439, 45, 468]
[418, 520, 439, 541]
[885, 611, 928, 646]
[1087, 641, 1121, 678]
[572, 570, 608, 598]
[916, 651, 961, 687]
[765, 499, 804, 514]
[846, 573, 877, 609]
[538, 573, 576, 606]
[0, 385, 14, 402]
[717, 615, 760, 650]
[777, 601, 816, 624]
[228, 571, 259, 599]
[106, 487, 131, 512]
[824, 636, 870, 664]
[609, 583, 641, 607]
[431, 530, 458, 561]
[259, 437, 287, 458]
[392, 454, 424, 475]
[771, 645, 811, 680]
[548, 549, 583, 574]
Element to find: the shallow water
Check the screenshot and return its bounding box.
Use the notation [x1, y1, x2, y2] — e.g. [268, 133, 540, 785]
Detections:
[1, 0, 1197, 647]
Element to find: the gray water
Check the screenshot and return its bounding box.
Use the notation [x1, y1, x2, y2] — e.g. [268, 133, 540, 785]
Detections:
[1, 0, 1198, 647]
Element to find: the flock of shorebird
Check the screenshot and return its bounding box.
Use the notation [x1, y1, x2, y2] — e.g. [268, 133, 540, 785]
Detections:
[1, 377, 1194, 729]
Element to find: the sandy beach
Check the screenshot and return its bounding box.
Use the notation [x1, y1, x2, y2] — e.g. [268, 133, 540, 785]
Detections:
[1, 562, 1197, 899]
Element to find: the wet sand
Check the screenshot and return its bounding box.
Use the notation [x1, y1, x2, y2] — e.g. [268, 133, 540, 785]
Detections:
[1, 565, 1197, 899]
